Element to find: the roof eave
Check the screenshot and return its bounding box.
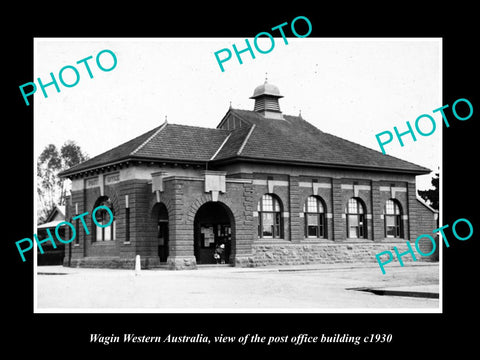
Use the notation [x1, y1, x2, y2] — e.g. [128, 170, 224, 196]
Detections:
[59, 156, 209, 178]
[58, 157, 130, 178]
[211, 156, 431, 175]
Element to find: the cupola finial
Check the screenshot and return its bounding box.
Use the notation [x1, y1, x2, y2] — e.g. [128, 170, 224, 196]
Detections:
[250, 78, 284, 120]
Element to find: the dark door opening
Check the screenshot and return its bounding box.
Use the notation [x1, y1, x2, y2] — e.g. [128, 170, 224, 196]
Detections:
[193, 202, 233, 265]
[158, 220, 169, 262]
[153, 203, 169, 263]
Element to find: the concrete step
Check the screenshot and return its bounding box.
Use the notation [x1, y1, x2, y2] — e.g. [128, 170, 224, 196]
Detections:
[196, 264, 232, 269]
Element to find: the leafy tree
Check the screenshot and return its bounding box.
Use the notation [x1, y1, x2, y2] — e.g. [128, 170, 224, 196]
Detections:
[418, 172, 439, 210]
[37, 141, 88, 223]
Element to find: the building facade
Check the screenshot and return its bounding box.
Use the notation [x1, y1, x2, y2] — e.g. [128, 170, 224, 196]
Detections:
[59, 81, 438, 269]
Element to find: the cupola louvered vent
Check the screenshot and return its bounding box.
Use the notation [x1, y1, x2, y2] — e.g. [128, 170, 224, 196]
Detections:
[250, 79, 284, 120]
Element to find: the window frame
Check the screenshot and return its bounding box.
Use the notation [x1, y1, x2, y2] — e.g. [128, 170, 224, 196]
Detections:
[345, 197, 366, 239]
[257, 194, 283, 239]
[93, 197, 116, 242]
[385, 199, 403, 238]
[303, 195, 326, 239]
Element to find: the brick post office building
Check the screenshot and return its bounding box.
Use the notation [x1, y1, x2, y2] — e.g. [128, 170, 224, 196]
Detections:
[59, 81, 438, 269]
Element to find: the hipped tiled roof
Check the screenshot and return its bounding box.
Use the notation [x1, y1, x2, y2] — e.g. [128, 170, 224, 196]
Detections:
[213, 109, 430, 174]
[59, 109, 430, 177]
[59, 122, 230, 176]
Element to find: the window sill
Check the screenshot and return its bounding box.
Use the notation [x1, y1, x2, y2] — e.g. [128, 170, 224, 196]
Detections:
[338, 238, 374, 243]
[338, 238, 407, 243]
[301, 238, 334, 244]
[375, 238, 407, 243]
[255, 238, 289, 245]
[92, 241, 116, 245]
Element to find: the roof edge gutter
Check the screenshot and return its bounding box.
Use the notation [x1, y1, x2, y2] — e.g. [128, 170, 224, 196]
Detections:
[59, 156, 210, 178]
[211, 156, 431, 175]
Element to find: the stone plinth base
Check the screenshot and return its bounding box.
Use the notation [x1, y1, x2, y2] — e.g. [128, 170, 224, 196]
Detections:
[245, 241, 437, 267]
[62, 241, 438, 270]
[233, 255, 256, 268]
[166, 256, 197, 270]
[63, 256, 162, 269]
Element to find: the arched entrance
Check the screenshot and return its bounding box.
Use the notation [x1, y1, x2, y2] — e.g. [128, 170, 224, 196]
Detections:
[193, 201, 234, 265]
[152, 202, 169, 263]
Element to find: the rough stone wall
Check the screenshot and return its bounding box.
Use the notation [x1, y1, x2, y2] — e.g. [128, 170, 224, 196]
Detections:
[234, 241, 433, 268]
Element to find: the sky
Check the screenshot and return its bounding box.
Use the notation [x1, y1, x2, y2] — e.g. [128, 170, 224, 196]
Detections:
[34, 38, 441, 190]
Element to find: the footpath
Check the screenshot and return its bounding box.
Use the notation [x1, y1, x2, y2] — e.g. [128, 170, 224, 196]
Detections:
[37, 261, 440, 299]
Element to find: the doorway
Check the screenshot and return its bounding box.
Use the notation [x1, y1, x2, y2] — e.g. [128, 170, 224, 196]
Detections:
[193, 202, 234, 264]
[152, 203, 169, 263]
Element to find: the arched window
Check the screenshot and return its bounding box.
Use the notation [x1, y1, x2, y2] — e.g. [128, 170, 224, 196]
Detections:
[345, 197, 366, 238]
[257, 194, 283, 238]
[304, 196, 326, 238]
[93, 197, 116, 241]
[385, 199, 403, 238]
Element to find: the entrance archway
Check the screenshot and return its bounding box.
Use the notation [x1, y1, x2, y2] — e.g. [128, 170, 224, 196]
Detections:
[152, 202, 169, 263]
[193, 201, 234, 265]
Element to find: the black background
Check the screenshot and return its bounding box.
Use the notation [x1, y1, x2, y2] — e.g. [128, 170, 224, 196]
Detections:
[5, 3, 478, 356]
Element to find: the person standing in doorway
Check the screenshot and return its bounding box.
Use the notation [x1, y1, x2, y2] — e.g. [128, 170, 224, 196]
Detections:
[214, 243, 225, 264]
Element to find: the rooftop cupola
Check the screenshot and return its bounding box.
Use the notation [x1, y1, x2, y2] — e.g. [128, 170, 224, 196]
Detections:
[249, 77, 284, 120]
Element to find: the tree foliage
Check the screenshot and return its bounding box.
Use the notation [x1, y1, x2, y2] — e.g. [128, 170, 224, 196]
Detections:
[37, 141, 88, 223]
[418, 173, 439, 210]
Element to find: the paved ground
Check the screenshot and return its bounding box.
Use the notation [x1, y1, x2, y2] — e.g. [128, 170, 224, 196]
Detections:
[35, 262, 440, 312]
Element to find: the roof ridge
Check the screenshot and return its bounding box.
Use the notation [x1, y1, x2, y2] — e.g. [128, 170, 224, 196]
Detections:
[232, 108, 302, 120]
[169, 122, 231, 132]
[237, 124, 256, 156]
[209, 132, 232, 161]
[130, 121, 168, 156]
